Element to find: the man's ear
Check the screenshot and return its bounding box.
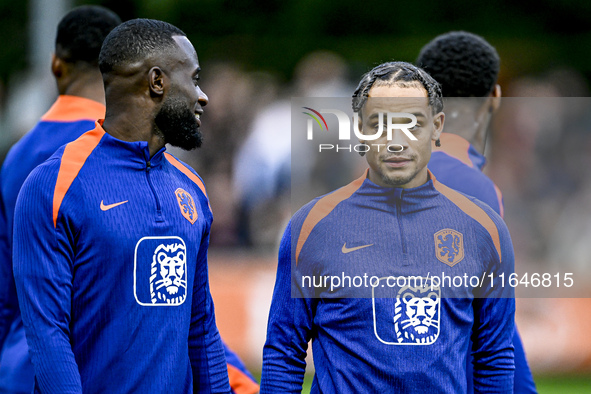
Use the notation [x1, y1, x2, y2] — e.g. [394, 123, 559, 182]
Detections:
[149, 67, 165, 96]
[491, 84, 501, 113]
[51, 54, 64, 79]
[432, 111, 445, 141]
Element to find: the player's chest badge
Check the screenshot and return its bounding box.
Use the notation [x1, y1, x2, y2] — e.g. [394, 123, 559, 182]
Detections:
[175, 188, 198, 224]
[434, 228, 464, 267]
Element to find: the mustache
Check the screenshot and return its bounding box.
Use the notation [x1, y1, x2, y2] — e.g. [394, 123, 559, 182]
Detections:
[379, 153, 415, 161]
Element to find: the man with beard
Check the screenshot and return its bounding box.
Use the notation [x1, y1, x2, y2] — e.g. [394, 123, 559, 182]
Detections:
[13, 19, 230, 393]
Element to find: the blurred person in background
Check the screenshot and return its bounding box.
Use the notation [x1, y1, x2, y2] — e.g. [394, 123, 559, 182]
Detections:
[417, 30, 537, 393]
[171, 63, 280, 246]
[492, 70, 591, 272]
[0, 8, 257, 394]
[0, 7, 121, 394]
[233, 51, 352, 246]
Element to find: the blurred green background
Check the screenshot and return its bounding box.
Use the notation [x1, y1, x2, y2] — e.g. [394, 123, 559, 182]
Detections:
[272, 373, 591, 392]
[1, 0, 591, 89]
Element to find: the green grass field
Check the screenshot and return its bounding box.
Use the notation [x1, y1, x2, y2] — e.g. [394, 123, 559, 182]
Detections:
[533, 375, 591, 393]
[256, 373, 591, 393]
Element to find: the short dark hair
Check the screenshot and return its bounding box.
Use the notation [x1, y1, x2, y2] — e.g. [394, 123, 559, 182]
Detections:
[99, 19, 186, 74]
[416, 31, 500, 97]
[55, 6, 121, 66]
[352, 61, 443, 114]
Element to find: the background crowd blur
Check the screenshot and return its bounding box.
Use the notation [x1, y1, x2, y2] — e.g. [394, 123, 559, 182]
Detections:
[0, 0, 590, 389]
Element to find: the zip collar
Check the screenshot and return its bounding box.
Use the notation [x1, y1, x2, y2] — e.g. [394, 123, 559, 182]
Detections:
[356, 169, 440, 210]
[95, 120, 166, 168]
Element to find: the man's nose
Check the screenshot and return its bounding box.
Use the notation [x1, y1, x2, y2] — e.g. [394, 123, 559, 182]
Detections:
[197, 86, 208, 107]
[388, 129, 411, 150]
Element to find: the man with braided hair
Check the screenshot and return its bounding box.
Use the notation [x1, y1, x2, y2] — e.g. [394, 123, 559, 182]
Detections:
[261, 61, 515, 393]
[418, 31, 537, 393]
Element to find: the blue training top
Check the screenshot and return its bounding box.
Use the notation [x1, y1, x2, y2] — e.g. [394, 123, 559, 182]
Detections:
[13, 122, 230, 393]
[0, 95, 103, 393]
[261, 169, 515, 393]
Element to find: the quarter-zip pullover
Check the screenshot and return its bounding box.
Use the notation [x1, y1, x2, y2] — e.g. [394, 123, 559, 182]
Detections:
[262, 170, 515, 393]
[13, 121, 230, 393]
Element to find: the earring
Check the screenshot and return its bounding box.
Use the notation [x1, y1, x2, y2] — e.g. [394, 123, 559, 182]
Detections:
[435, 139, 441, 147]
[359, 151, 366, 157]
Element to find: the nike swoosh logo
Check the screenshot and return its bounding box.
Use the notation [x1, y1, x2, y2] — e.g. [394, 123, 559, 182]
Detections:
[342, 243, 374, 254]
[100, 200, 129, 211]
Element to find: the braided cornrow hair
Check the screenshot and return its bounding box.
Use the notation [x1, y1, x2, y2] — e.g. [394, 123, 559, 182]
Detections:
[352, 61, 443, 114]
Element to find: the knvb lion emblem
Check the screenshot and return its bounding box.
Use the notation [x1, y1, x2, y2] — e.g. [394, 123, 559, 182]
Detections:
[133, 236, 187, 307]
[393, 283, 440, 345]
[434, 228, 464, 267]
[175, 188, 197, 224]
[150, 242, 187, 305]
[372, 277, 440, 346]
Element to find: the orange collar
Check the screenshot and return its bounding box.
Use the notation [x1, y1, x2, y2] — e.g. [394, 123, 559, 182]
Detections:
[432, 133, 473, 168]
[41, 95, 105, 122]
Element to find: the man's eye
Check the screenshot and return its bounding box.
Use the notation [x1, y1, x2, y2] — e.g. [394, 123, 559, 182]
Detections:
[193, 77, 200, 86]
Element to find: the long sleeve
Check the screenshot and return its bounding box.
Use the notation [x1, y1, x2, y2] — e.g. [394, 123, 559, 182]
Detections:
[261, 222, 316, 393]
[189, 231, 230, 393]
[471, 216, 516, 392]
[0, 187, 18, 349]
[12, 163, 82, 393]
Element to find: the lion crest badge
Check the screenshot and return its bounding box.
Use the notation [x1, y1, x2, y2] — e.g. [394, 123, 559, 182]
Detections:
[372, 277, 441, 346]
[393, 284, 440, 345]
[150, 242, 187, 305]
[134, 236, 187, 306]
[175, 188, 198, 224]
[434, 228, 464, 267]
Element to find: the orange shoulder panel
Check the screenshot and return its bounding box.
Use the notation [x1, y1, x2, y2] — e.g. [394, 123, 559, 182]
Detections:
[42, 95, 105, 122]
[227, 364, 260, 394]
[493, 183, 505, 219]
[432, 174, 502, 262]
[53, 125, 105, 227]
[432, 133, 473, 168]
[163, 153, 208, 199]
[295, 172, 366, 265]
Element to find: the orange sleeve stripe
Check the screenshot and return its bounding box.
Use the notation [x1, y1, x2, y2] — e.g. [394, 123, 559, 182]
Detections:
[227, 364, 260, 394]
[432, 175, 502, 262]
[41, 95, 105, 122]
[432, 133, 473, 168]
[163, 153, 208, 199]
[53, 125, 105, 227]
[493, 183, 504, 219]
[295, 172, 366, 265]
